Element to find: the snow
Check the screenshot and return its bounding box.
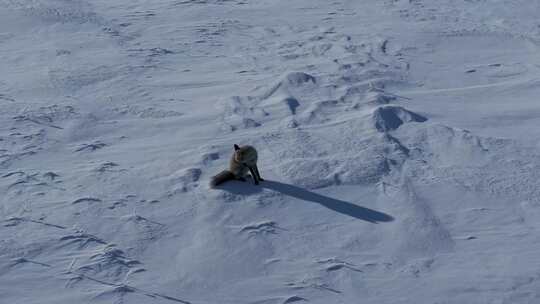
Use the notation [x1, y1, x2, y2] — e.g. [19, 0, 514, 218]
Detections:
[2, 0, 540, 303]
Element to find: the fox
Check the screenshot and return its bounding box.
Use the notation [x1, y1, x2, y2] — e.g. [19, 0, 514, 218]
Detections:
[210, 144, 264, 188]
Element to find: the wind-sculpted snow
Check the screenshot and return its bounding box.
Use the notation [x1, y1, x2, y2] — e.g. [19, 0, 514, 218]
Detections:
[372, 105, 427, 132]
[2, 0, 540, 303]
[1, 0, 104, 25]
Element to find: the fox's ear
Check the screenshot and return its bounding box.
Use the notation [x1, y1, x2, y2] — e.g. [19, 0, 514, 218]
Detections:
[234, 144, 240, 151]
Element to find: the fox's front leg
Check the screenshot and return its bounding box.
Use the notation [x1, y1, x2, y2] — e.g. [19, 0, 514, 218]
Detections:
[248, 167, 260, 185]
[254, 165, 264, 181]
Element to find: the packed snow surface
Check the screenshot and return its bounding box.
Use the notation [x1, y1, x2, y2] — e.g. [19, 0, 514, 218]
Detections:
[2, 0, 540, 303]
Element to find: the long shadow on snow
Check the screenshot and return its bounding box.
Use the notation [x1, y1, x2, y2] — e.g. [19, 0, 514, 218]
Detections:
[220, 180, 393, 223]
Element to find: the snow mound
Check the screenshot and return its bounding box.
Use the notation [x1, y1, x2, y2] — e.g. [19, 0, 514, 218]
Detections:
[219, 96, 266, 131]
[4, 0, 540, 303]
[262, 72, 316, 99]
[363, 91, 396, 106]
[372, 105, 427, 132]
[268, 128, 409, 189]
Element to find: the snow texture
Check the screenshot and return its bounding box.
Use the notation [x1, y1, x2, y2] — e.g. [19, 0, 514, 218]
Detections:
[2, 0, 540, 303]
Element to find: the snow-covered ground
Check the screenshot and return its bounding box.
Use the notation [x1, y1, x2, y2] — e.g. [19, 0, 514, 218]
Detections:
[2, 0, 540, 303]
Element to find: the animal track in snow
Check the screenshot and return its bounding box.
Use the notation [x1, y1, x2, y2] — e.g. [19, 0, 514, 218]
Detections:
[0, 93, 15, 102]
[42, 171, 60, 180]
[59, 232, 107, 249]
[75, 142, 107, 152]
[285, 279, 341, 294]
[72, 197, 102, 205]
[283, 296, 307, 304]
[12, 105, 77, 129]
[9, 257, 51, 268]
[74, 244, 143, 279]
[112, 213, 168, 255]
[95, 162, 120, 173]
[127, 47, 174, 57]
[3, 170, 64, 193]
[58, 231, 148, 292]
[169, 167, 202, 195]
[3, 217, 66, 229]
[111, 104, 183, 119]
[316, 257, 362, 272]
[239, 221, 281, 235]
[248, 295, 306, 304]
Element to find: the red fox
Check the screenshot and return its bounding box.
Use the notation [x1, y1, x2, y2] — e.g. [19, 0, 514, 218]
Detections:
[210, 144, 264, 187]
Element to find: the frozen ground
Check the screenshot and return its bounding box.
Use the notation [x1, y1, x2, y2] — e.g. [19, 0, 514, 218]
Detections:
[1, 0, 540, 303]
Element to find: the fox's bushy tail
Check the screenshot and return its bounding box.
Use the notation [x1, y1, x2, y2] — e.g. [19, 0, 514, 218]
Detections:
[210, 170, 235, 188]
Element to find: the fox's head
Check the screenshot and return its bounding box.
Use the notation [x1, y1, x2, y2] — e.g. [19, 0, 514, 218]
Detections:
[234, 144, 257, 165]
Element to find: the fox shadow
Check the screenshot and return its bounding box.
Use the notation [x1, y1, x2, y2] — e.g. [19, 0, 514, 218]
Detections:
[218, 180, 394, 223]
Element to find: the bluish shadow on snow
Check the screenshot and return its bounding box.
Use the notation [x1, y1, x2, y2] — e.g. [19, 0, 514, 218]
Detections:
[220, 180, 393, 223]
[261, 181, 393, 223]
[216, 180, 264, 195]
